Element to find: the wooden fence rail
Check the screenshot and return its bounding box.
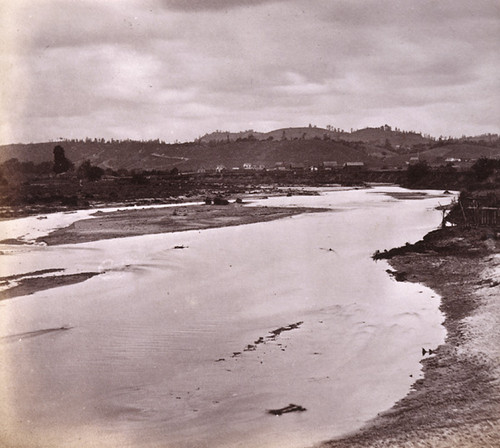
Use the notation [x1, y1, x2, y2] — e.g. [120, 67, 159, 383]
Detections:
[466, 206, 500, 227]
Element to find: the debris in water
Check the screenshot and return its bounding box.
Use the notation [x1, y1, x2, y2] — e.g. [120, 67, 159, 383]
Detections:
[268, 403, 307, 416]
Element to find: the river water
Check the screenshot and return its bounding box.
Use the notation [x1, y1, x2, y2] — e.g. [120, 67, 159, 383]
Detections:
[0, 186, 448, 448]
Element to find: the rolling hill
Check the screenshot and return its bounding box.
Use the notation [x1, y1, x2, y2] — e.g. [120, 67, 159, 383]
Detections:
[1, 126, 498, 173]
[199, 125, 432, 148]
[0, 139, 376, 172]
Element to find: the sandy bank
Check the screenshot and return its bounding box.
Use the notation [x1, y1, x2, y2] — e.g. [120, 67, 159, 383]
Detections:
[321, 227, 500, 447]
[0, 271, 100, 301]
[32, 203, 325, 245]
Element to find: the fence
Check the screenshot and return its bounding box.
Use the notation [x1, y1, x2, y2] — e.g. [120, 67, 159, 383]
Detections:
[465, 206, 500, 227]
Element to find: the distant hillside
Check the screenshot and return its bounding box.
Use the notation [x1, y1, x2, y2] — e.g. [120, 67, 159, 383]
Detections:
[345, 127, 430, 147]
[418, 143, 500, 161]
[200, 125, 499, 150]
[1, 126, 498, 173]
[0, 139, 373, 172]
[199, 125, 432, 148]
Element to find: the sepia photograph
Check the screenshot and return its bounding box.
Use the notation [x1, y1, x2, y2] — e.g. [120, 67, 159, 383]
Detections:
[0, 1, 499, 447]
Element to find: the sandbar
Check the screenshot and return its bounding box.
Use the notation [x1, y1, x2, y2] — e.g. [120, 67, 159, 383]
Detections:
[35, 203, 326, 245]
[0, 272, 100, 301]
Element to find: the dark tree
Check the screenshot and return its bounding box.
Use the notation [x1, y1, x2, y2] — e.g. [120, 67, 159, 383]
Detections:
[130, 172, 148, 184]
[407, 161, 430, 185]
[471, 157, 499, 182]
[77, 160, 104, 181]
[53, 145, 73, 174]
[0, 169, 7, 186]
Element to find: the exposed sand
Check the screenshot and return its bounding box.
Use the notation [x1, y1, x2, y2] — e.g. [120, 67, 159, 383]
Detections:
[0, 271, 100, 301]
[0, 204, 324, 302]
[33, 203, 326, 245]
[321, 227, 500, 447]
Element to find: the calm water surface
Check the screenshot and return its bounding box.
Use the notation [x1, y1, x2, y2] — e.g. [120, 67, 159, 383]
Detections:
[0, 187, 449, 448]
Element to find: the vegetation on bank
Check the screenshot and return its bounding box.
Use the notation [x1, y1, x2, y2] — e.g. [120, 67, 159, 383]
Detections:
[373, 158, 500, 262]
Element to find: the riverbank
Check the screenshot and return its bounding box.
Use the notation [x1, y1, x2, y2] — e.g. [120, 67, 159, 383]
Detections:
[321, 226, 500, 447]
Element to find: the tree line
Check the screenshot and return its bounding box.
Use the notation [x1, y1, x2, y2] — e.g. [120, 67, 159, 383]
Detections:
[0, 145, 183, 185]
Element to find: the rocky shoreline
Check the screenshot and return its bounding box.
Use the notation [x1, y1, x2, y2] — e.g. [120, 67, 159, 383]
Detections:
[321, 226, 500, 447]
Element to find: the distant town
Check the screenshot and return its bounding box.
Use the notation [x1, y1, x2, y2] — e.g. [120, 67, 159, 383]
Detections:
[0, 125, 498, 219]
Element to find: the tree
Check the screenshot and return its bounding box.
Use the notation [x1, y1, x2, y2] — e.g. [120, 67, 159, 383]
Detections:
[130, 172, 148, 184]
[407, 161, 430, 184]
[471, 157, 499, 182]
[0, 169, 7, 186]
[53, 145, 73, 174]
[77, 160, 104, 181]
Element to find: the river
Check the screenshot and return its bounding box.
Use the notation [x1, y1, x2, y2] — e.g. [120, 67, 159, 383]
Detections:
[0, 186, 449, 448]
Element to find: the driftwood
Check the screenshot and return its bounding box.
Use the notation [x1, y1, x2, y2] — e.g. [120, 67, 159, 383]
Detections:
[268, 403, 307, 416]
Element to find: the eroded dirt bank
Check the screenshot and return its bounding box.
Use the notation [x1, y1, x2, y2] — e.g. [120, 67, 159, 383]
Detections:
[321, 226, 500, 448]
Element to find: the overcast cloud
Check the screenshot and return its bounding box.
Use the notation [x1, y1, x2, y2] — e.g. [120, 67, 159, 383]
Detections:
[1, 0, 498, 144]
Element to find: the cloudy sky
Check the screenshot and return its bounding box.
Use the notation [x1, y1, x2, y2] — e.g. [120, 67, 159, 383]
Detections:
[1, 0, 499, 144]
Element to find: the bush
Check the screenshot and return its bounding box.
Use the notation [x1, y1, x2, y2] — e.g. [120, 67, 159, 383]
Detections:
[77, 160, 104, 181]
[213, 197, 229, 205]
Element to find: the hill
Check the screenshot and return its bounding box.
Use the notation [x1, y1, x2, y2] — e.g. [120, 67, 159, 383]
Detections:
[418, 143, 500, 162]
[1, 127, 498, 173]
[199, 125, 432, 148]
[0, 139, 375, 172]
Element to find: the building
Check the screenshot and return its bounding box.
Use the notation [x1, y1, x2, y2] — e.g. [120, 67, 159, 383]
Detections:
[323, 161, 338, 171]
[290, 162, 305, 170]
[343, 162, 365, 171]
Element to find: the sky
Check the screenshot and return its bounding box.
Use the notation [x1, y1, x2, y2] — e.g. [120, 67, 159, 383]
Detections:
[1, 0, 499, 144]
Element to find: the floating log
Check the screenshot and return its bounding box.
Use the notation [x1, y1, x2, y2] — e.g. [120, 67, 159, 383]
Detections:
[268, 403, 307, 416]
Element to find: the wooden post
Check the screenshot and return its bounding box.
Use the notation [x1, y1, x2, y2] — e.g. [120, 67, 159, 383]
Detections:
[459, 200, 468, 227]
